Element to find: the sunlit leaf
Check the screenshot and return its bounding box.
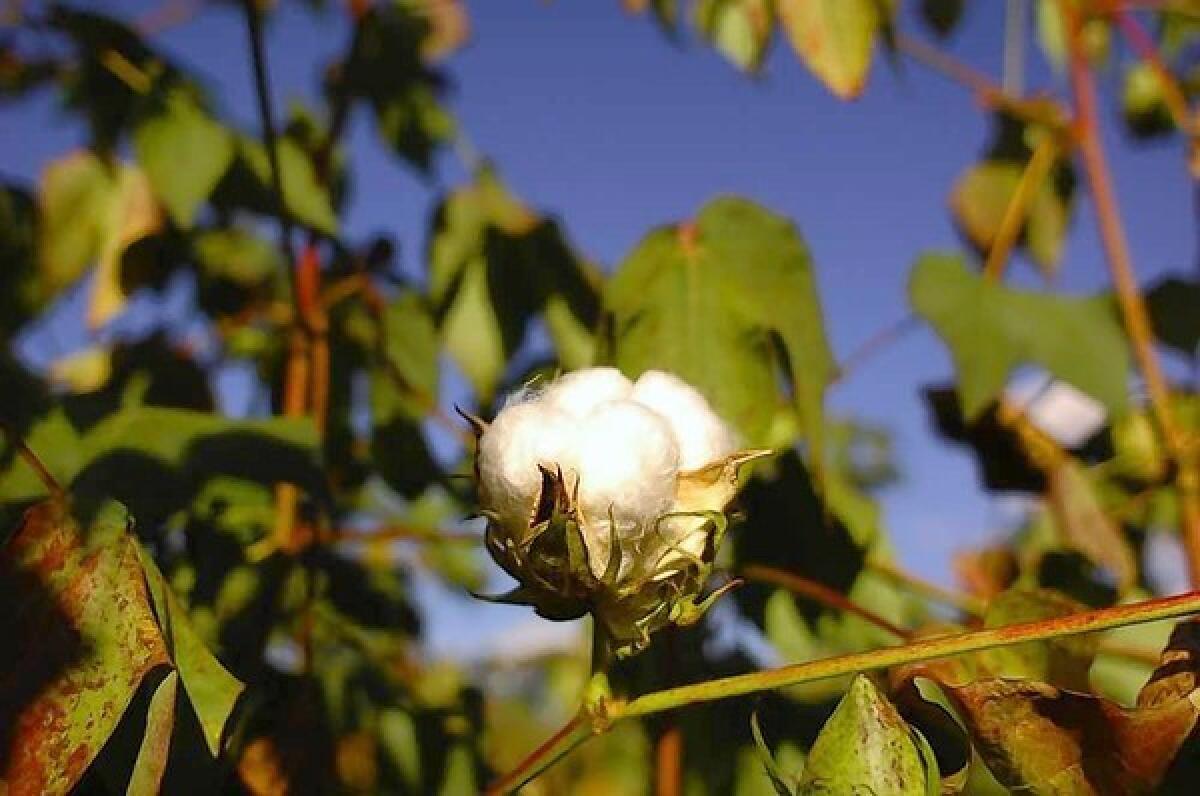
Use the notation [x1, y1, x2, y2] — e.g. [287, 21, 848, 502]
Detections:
[604, 196, 834, 459]
[136, 545, 245, 756]
[777, 0, 881, 100]
[0, 500, 169, 796]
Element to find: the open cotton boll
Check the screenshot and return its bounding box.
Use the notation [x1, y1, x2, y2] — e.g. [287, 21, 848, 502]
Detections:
[574, 400, 680, 538]
[630, 370, 737, 471]
[540, 367, 634, 419]
[477, 401, 577, 537]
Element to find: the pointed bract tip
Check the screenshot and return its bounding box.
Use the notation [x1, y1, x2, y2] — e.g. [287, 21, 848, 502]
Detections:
[454, 405, 489, 438]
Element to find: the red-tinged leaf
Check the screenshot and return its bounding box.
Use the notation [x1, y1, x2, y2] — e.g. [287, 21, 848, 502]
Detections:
[946, 679, 1200, 795]
[126, 670, 178, 796]
[0, 500, 169, 796]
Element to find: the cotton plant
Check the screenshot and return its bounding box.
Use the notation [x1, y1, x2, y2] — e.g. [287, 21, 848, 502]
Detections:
[468, 367, 768, 661]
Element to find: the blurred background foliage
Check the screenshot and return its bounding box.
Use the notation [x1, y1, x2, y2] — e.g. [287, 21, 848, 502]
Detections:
[1, 0, 1200, 794]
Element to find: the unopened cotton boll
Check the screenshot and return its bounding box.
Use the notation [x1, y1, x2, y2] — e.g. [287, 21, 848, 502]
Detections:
[477, 401, 577, 538]
[573, 400, 680, 535]
[540, 366, 634, 419]
[630, 370, 736, 471]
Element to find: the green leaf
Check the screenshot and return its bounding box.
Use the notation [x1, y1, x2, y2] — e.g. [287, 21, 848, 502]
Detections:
[749, 712, 797, 795]
[373, 292, 439, 421]
[126, 670, 179, 796]
[777, 0, 881, 99]
[798, 675, 933, 795]
[696, 0, 775, 73]
[0, 408, 323, 511]
[949, 159, 1072, 276]
[240, 136, 338, 235]
[133, 91, 235, 227]
[0, 183, 40, 333]
[136, 544, 244, 757]
[1035, 0, 1110, 70]
[0, 500, 170, 795]
[428, 168, 599, 399]
[193, 227, 282, 287]
[604, 196, 835, 459]
[909, 252, 1130, 419]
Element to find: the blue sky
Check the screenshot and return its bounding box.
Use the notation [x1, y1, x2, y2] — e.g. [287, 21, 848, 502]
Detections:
[2, 1, 1196, 656]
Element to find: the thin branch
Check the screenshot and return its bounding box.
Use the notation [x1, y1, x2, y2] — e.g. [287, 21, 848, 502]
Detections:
[895, 33, 1005, 104]
[983, 135, 1057, 281]
[241, 0, 299, 287]
[1003, 0, 1028, 97]
[1109, 5, 1193, 136]
[741, 564, 911, 639]
[832, 315, 919, 385]
[326, 524, 480, 545]
[484, 715, 591, 796]
[490, 590, 1200, 792]
[866, 558, 986, 617]
[1061, 0, 1200, 586]
[0, 422, 64, 501]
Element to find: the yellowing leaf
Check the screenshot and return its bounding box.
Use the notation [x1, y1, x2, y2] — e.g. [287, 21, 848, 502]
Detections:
[0, 500, 170, 796]
[777, 0, 881, 99]
[126, 670, 179, 796]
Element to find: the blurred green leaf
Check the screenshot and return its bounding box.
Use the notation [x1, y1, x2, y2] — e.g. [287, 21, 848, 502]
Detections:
[909, 252, 1130, 419]
[133, 90, 234, 227]
[696, 0, 775, 72]
[239, 136, 338, 235]
[604, 196, 834, 458]
[777, 0, 881, 100]
[0, 183, 40, 333]
[978, 588, 1097, 690]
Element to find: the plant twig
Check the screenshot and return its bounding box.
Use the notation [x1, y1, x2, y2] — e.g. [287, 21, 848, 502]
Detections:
[484, 715, 591, 796]
[983, 135, 1057, 281]
[1109, 5, 1192, 135]
[1003, 0, 1028, 97]
[1061, 0, 1200, 586]
[489, 590, 1200, 792]
[741, 564, 911, 639]
[832, 314, 919, 385]
[896, 33, 1004, 104]
[0, 422, 64, 501]
[866, 558, 986, 617]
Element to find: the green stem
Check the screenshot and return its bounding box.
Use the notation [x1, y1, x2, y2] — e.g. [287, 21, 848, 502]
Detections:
[491, 590, 1200, 792]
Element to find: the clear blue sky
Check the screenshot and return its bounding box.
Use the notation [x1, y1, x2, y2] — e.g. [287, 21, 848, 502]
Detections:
[2, 1, 1196, 657]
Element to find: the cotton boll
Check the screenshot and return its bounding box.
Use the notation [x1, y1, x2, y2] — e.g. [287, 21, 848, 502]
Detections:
[541, 367, 634, 420]
[478, 401, 577, 538]
[630, 370, 737, 471]
[574, 400, 680, 540]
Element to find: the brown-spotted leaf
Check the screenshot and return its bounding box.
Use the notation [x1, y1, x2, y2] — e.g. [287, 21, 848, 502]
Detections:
[946, 679, 1200, 795]
[977, 587, 1097, 690]
[1138, 619, 1200, 709]
[0, 500, 169, 796]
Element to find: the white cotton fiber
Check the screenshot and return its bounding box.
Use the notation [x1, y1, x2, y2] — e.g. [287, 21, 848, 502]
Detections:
[477, 400, 577, 537]
[540, 366, 634, 419]
[630, 370, 736, 471]
[573, 400, 680, 534]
